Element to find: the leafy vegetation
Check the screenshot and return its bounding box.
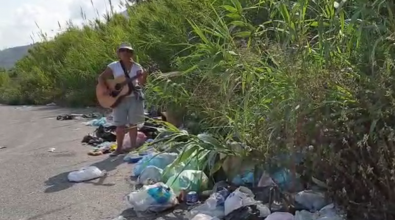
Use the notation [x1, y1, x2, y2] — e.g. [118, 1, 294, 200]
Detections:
[1, 0, 395, 218]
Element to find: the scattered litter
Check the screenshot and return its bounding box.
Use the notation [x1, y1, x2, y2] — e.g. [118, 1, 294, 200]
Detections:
[224, 204, 269, 220]
[192, 214, 221, 220]
[48, 148, 56, 152]
[295, 190, 329, 212]
[88, 142, 116, 156]
[265, 212, 294, 220]
[258, 172, 276, 187]
[166, 170, 209, 196]
[224, 186, 255, 216]
[295, 203, 346, 220]
[111, 216, 127, 220]
[67, 166, 105, 182]
[123, 132, 147, 149]
[133, 153, 178, 176]
[137, 165, 163, 185]
[126, 182, 178, 212]
[124, 153, 144, 163]
[84, 117, 112, 127]
[0, 146, 7, 150]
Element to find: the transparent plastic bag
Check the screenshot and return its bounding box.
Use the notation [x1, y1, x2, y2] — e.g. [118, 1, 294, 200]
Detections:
[67, 166, 105, 182]
[126, 182, 178, 212]
[295, 190, 329, 212]
[137, 166, 163, 185]
[133, 153, 178, 177]
[166, 170, 209, 195]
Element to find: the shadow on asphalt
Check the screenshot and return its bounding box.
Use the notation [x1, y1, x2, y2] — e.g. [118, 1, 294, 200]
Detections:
[44, 155, 125, 193]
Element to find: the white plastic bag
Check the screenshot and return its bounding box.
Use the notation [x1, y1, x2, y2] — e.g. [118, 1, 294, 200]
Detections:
[190, 203, 226, 219]
[67, 166, 105, 182]
[258, 172, 276, 187]
[295, 204, 346, 220]
[265, 212, 294, 220]
[295, 210, 315, 220]
[295, 190, 329, 212]
[191, 213, 221, 220]
[224, 186, 255, 216]
[137, 166, 163, 185]
[256, 203, 271, 218]
[126, 182, 178, 212]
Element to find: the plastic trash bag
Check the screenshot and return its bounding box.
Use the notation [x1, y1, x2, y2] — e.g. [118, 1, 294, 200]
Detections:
[258, 172, 276, 187]
[205, 188, 230, 208]
[295, 210, 315, 220]
[84, 117, 110, 127]
[192, 214, 221, 220]
[190, 184, 230, 219]
[231, 171, 254, 186]
[224, 204, 263, 220]
[162, 162, 186, 182]
[137, 166, 163, 185]
[271, 168, 303, 192]
[295, 204, 346, 220]
[224, 186, 256, 216]
[166, 170, 209, 195]
[265, 212, 294, 220]
[126, 182, 178, 212]
[67, 166, 105, 182]
[123, 132, 147, 148]
[190, 201, 226, 219]
[295, 190, 329, 212]
[133, 153, 178, 177]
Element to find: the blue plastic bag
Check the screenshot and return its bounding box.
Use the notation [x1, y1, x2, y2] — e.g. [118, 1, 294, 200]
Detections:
[133, 153, 178, 177]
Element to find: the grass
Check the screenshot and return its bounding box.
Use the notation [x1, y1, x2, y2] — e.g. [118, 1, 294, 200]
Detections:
[1, 0, 395, 218]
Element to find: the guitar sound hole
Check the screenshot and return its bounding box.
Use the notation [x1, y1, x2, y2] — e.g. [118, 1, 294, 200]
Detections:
[114, 83, 122, 90]
[110, 91, 119, 97]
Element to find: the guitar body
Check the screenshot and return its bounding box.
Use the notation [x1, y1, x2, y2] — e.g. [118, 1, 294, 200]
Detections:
[96, 75, 132, 109]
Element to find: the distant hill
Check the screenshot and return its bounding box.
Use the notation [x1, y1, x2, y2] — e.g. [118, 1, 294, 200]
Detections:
[0, 10, 130, 70]
[0, 45, 34, 69]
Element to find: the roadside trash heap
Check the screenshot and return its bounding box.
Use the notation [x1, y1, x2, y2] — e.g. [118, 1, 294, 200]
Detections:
[62, 110, 346, 220]
[80, 112, 160, 156]
[122, 147, 346, 220]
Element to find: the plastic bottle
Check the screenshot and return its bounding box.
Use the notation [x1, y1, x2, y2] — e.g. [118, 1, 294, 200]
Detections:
[206, 188, 229, 209]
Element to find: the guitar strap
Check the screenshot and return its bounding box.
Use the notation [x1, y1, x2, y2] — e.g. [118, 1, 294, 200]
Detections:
[119, 60, 144, 100]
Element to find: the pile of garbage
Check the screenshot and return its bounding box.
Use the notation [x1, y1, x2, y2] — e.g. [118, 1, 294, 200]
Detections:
[80, 112, 161, 156]
[60, 110, 346, 219]
[123, 149, 346, 220]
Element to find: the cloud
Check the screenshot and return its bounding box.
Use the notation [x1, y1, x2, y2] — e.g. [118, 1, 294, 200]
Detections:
[0, 0, 126, 49]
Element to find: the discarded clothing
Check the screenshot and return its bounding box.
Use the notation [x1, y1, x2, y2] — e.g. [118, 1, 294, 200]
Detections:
[88, 142, 117, 156]
[95, 125, 116, 142]
[224, 205, 262, 220]
[81, 135, 104, 146]
[57, 113, 101, 121]
[56, 114, 75, 120]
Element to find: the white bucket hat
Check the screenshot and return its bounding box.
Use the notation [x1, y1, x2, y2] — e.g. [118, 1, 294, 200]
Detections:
[117, 42, 134, 52]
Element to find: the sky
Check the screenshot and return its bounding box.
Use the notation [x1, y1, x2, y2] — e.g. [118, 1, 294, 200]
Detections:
[0, 0, 126, 49]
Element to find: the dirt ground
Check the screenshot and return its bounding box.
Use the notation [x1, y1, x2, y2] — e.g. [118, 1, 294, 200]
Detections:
[0, 105, 188, 220]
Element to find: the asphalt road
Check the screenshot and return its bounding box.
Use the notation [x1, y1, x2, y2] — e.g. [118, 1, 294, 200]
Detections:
[0, 105, 187, 220]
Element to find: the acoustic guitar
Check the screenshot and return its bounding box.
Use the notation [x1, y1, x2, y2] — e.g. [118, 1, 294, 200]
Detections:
[96, 73, 142, 109]
[96, 63, 159, 109]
